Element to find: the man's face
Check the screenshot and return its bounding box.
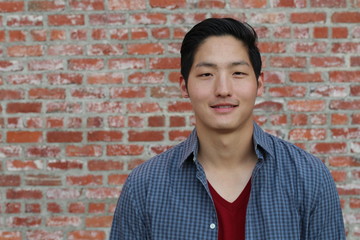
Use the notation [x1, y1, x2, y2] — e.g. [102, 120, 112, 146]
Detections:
[180, 35, 263, 133]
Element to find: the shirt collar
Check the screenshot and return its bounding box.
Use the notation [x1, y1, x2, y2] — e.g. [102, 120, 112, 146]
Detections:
[178, 121, 274, 168]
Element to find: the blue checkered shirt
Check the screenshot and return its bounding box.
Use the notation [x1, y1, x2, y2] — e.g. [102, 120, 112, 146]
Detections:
[110, 123, 345, 239]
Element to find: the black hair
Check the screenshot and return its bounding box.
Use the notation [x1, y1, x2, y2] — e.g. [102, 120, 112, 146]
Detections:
[180, 18, 262, 86]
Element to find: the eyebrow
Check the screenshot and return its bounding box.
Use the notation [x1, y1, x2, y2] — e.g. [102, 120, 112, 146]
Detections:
[195, 61, 250, 68]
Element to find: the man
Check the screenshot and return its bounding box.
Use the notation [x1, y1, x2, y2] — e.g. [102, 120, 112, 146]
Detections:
[110, 18, 345, 239]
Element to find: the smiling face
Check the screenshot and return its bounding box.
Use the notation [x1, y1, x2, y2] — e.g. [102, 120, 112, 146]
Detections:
[180, 35, 263, 134]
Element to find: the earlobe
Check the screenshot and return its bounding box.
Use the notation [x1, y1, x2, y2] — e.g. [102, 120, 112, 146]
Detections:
[257, 72, 264, 97]
[179, 75, 189, 98]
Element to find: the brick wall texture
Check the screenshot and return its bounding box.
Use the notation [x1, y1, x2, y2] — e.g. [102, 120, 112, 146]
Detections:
[0, 0, 359, 239]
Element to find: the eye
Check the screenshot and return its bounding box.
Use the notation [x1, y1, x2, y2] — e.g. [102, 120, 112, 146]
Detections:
[198, 73, 213, 77]
[233, 72, 247, 76]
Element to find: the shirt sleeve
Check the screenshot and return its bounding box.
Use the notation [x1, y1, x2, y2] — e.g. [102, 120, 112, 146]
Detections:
[307, 168, 346, 239]
[109, 174, 147, 240]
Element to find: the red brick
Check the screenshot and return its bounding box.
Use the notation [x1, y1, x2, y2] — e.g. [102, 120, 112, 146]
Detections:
[7, 74, 42, 85]
[30, 29, 46, 41]
[310, 85, 346, 97]
[287, 100, 325, 112]
[47, 131, 82, 143]
[69, 59, 104, 70]
[7, 160, 42, 171]
[0, 1, 24, 12]
[8, 217, 41, 227]
[110, 87, 146, 98]
[130, 13, 167, 24]
[151, 86, 182, 98]
[89, 13, 126, 25]
[108, 116, 125, 128]
[86, 101, 122, 113]
[87, 117, 103, 128]
[168, 101, 193, 112]
[7, 189, 43, 199]
[46, 102, 82, 113]
[71, 87, 105, 99]
[289, 72, 323, 83]
[331, 113, 349, 125]
[170, 116, 186, 127]
[85, 216, 113, 228]
[198, 0, 226, 9]
[7, 45, 43, 57]
[337, 185, 360, 195]
[88, 160, 124, 171]
[0, 90, 23, 100]
[8, 30, 26, 42]
[311, 0, 346, 7]
[128, 116, 145, 127]
[69, 0, 104, 10]
[107, 145, 144, 156]
[109, 58, 146, 70]
[351, 56, 360, 67]
[28, 1, 65, 11]
[47, 160, 83, 171]
[67, 175, 102, 186]
[169, 130, 192, 141]
[148, 116, 165, 127]
[150, 57, 180, 69]
[28, 59, 63, 71]
[313, 27, 328, 38]
[152, 27, 170, 39]
[0, 60, 24, 72]
[332, 42, 360, 53]
[87, 44, 123, 56]
[87, 72, 123, 84]
[68, 117, 82, 128]
[150, 145, 174, 155]
[330, 100, 360, 110]
[25, 203, 41, 213]
[46, 216, 81, 227]
[0, 232, 21, 240]
[0, 146, 21, 158]
[26, 117, 43, 128]
[291, 12, 326, 23]
[331, 170, 347, 182]
[47, 73, 83, 85]
[127, 102, 161, 113]
[109, 28, 128, 40]
[29, 88, 65, 99]
[7, 131, 42, 143]
[46, 188, 81, 199]
[289, 128, 326, 141]
[47, 202, 62, 213]
[310, 114, 327, 125]
[332, 27, 348, 38]
[255, 101, 283, 111]
[85, 188, 119, 199]
[350, 198, 360, 208]
[6, 202, 21, 213]
[87, 131, 123, 142]
[149, 0, 186, 8]
[48, 44, 83, 56]
[352, 86, 360, 96]
[25, 174, 62, 186]
[128, 43, 164, 55]
[48, 14, 84, 26]
[270, 57, 306, 68]
[129, 72, 164, 84]
[108, 174, 128, 185]
[128, 130, 164, 141]
[310, 142, 347, 154]
[128, 159, 146, 170]
[332, 12, 360, 23]
[268, 86, 306, 97]
[68, 202, 86, 213]
[331, 128, 360, 139]
[26, 230, 63, 240]
[46, 117, 64, 128]
[311, 57, 345, 67]
[89, 203, 106, 213]
[66, 145, 102, 157]
[109, 0, 146, 9]
[68, 230, 106, 240]
[0, 175, 20, 186]
[258, 42, 286, 53]
[330, 71, 360, 82]
[26, 146, 60, 158]
[7, 15, 42, 27]
[50, 29, 66, 40]
[294, 42, 327, 53]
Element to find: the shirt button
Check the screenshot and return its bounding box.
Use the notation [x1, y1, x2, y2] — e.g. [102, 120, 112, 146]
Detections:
[210, 223, 216, 229]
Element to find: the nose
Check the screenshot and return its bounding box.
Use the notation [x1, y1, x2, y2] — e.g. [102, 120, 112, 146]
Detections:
[214, 73, 232, 97]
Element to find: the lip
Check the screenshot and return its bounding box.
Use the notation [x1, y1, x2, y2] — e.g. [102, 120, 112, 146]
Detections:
[210, 102, 239, 113]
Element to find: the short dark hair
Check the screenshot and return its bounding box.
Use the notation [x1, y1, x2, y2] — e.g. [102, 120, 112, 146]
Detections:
[180, 18, 262, 86]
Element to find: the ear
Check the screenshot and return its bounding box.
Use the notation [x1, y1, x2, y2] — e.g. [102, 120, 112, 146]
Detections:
[179, 75, 189, 98]
[256, 72, 264, 97]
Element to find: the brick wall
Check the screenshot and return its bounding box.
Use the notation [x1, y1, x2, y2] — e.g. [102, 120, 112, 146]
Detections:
[0, 0, 359, 239]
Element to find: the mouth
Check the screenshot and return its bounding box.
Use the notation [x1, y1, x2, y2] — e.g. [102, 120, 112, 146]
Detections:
[210, 104, 239, 109]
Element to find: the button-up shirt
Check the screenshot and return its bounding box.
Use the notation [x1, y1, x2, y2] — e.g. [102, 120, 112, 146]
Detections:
[110, 123, 345, 239]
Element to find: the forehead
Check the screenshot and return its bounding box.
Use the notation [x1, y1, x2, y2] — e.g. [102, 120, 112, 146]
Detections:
[193, 35, 250, 65]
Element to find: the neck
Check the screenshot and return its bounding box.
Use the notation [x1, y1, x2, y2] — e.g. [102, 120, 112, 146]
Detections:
[196, 122, 256, 169]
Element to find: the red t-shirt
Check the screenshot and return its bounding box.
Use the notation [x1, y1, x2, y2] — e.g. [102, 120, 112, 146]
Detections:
[208, 179, 251, 240]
